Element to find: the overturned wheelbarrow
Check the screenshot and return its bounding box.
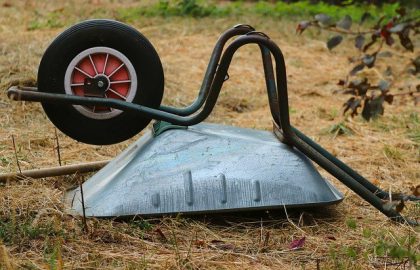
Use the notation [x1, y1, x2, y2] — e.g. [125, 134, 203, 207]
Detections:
[7, 20, 418, 223]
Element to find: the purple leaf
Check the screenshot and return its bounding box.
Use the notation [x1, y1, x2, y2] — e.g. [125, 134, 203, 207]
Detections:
[296, 21, 310, 34]
[362, 95, 385, 121]
[337, 15, 352, 30]
[378, 80, 390, 92]
[355, 35, 365, 50]
[360, 12, 372, 25]
[398, 28, 413, 52]
[362, 53, 376, 68]
[327, 35, 343, 50]
[315, 14, 332, 26]
[349, 63, 365, 76]
[289, 236, 306, 250]
[384, 94, 394, 104]
[343, 97, 362, 116]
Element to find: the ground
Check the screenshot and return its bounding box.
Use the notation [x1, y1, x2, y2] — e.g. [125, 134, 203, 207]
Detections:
[0, 1, 419, 269]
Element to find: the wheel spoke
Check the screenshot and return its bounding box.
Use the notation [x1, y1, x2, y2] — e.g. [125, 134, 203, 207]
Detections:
[110, 80, 131, 84]
[70, 82, 85, 87]
[105, 93, 114, 112]
[88, 54, 99, 75]
[92, 106, 96, 113]
[102, 53, 109, 75]
[75, 67, 93, 78]
[108, 63, 125, 78]
[106, 88, 127, 100]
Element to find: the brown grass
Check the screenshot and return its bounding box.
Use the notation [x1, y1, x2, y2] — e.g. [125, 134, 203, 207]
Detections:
[0, 1, 419, 269]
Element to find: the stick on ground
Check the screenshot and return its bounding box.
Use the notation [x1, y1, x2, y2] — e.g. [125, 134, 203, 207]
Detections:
[0, 160, 109, 183]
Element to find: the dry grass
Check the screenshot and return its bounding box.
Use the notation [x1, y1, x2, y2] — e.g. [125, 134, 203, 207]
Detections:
[0, 1, 419, 269]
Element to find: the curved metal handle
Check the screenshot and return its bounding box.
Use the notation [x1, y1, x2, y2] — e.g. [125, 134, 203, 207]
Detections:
[158, 24, 255, 116]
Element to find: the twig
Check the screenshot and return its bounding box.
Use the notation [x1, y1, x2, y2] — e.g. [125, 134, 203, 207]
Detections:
[54, 128, 62, 166]
[155, 228, 168, 242]
[261, 231, 270, 252]
[0, 160, 109, 183]
[11, 135, 21, 174]
[283, 204, 306, 233]
[79, 181, 88, 233]
[309, 22, 376, 36]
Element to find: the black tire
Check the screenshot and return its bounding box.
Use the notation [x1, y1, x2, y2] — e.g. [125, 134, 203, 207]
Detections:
[38, 19, 164, 145]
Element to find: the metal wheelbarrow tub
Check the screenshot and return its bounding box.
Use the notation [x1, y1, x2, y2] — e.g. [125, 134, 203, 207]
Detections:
[65, 123, 343, 217]
[7, 20, 418, 224]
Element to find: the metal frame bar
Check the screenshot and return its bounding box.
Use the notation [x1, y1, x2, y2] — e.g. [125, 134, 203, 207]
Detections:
[7, 25, 418, 224]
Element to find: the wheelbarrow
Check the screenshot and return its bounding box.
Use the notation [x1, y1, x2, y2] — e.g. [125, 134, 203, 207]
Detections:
[7, 20, 418, 224]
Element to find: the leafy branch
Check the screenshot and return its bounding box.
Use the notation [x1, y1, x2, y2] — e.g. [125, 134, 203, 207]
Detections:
[297, 7, 420, 120]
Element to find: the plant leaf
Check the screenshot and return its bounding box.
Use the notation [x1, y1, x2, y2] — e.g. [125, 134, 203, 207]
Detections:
[349, 63, 365, 75]
[337, 15, 352, 30]
[315, 13, 332, 26]
[296, 21, 310, 34]
[362, 95, 385, 121]
[378, 80, 390, 92]
[398, 28, 413, 51]
[360, 12, 372, 25]
[384, 94, 394, 104]
[355, 35, 365, 50]
[389, 23, 406, 33]
[289, 236, 306, 250]
[327, 35, 343, 50]
[343, 97, 362, 116]
[362, 53, 377, 68]
[381, 27, 394, 46]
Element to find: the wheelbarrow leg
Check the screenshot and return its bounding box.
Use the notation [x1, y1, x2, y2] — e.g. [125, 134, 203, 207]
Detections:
[249, 37, 418, 224]
[258, 43, 418, 203]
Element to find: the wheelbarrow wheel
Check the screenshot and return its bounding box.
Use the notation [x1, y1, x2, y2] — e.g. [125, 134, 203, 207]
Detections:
[38, 19, 164, 145]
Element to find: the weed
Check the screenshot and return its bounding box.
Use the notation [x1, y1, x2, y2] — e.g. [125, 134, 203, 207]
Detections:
[0, 219, 63, 246]
[362, 228, 372, 238]
[383, 144, 404, 161]
[0, 157, 11, 166]
[130, 219, 153, 231]
[28, 11, 64, 31]
[345, 246, 357, 259]
[325, 121, 353, 137]
[45, 241, 63, 270]
[346, 218, 357, 229]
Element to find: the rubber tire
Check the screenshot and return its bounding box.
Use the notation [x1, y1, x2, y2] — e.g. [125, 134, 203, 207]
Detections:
[38, 19, 164, 145]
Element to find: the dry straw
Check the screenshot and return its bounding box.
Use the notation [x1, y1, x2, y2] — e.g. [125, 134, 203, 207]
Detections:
[0, 1, 418, 269]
